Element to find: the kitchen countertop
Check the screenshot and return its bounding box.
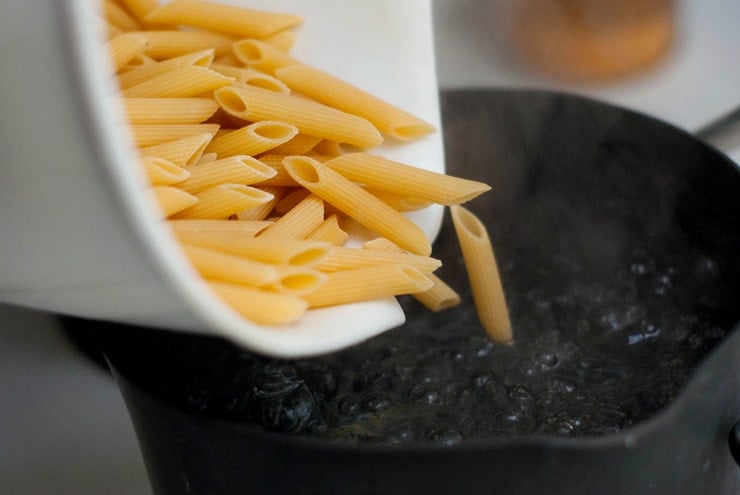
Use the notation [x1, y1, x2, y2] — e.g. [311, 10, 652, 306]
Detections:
[2, 1, 739, 493]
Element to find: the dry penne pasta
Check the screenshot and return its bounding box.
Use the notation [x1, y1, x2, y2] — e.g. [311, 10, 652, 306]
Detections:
[182, 244, 280, 287]
[117, 49, 215, 89]
[268, 265, 328, 295]
[264, 30, 297, 52]
[450, 205, 512, 343]
[283, 156, 431, 256]
[106, 33, 148, 74]
[304, 214, 348, 246]
[122, 97, 219, 124]
[210, 64, 290, 94]
[268, 134, 323, 156]
[151, 186, 198, 217]
[142, 156, 191, 186]
[145, 0, 302, 39]
[363, 237, 460, 312]
[303, 265, 433, 308]
[232, 39, 299, 74]
[205, 121, 298, 157]
[122, 66, 234, 98]
[131, 123, 220, 147]
[275, 65, 436, 141]
[208, 281, 307, 326]
[135, 30, 237, 59]
[258, 194, 324, 240]
[140, 133, 213, 166]
[214, 86, 383, 149]
[104, 0, 142, 31]
[314, 246, 441, 273]
[168, 219, 273, 237]
[173, 184, 274, 219]
[236, 186, 286, 221]
[364, 189, 432, 212]
[173, 232, 330, 266]
[327, 153, 491, 205]
[118, 0, 159, 22]
[179, 156, 277, 194]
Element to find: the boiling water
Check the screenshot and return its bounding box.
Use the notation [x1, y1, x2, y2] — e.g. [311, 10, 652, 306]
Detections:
[130, 223, 735, 446]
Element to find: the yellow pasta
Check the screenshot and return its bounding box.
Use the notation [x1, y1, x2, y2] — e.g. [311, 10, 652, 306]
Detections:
[283, 156, 431, 256]
[151, 186, 198, 217]
[135, 30, 237, 59]
[122, 66, 234, 98]
[232, 39, 299, 74]
[173, 184, 274, 219]
[168, 219, 273, 237]
[142, 156, 191, 186]
[118, 0, 159, 22]
[173, 232, 330, 266]
[327, 153, 491, 206]
[182, 244, 280, 287]
[269, 134, 322, 156]
[311, 140, 343, 157]
[208, 281, 307, 326]
[304, 214, 349, 246]
[236, 186, 285, 221]
[205, 121, 298, 157]
[131, 123, 220, 147]
[264, 30, 297, 52]
[117, 49, 215, 89]
[140, 133, 213, 166]
[210, 64, 290, 94]
[303, 265, 433, 308]
[268, 266, 328, 295]
[179, 156, 277, 194]
[106, 33, 148, 74]
[122, 97, 219, 124]
[275, 65, 436, 141]
[258, 194, 324, 240]
[214, 86, 383, 149]
[364, 188, 432, 212]
[314, 245, 441, 273]
[450, 205, 512, 343]
[363, 238, 460, 312]
[145, 0, 302, 39]
[104, 0, 143, 31]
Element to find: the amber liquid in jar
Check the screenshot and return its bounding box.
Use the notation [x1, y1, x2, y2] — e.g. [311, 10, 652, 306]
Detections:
[509, 0, 675, 81]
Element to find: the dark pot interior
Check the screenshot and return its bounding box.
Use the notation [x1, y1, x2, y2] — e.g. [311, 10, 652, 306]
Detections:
[71, 90, 740, 494]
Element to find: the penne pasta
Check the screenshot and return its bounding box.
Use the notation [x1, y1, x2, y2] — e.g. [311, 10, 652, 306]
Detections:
[179, 155, 277, 194]
[214, 86, 383, 149]
[208, 281, 307, 326]
[117, 49, 215, 89]
[327, 153, 491, 206]
[205, 121, 298, 157]
[268, 134, 322, 156]
[304, 214, 349, 246]
[364, 188, 432, 212]
[145, 0, 302, 39]
[268, 265, 327, 295]
[173, 184, 274, 219]
[106, 32, 149, 74]
[232, 39, 299, 74]
[135, 30, 237, 59]
[142, 156, 191, 186]
[182, 244, 280, 287]
[264, 30, 297, 52]
[450, 205, 512, 343]
[210, 64, 290, 94]
[173, 232, 330, 266]
[122, 66, 234, 98]
[140, 133, 213, 166]
[275, 65, 436, 141]
[283, 156, 432, 256]
[131, 123, 220, 147]
[151, 186, 198, 217]
[258, 193, 324, 240]
[122, 97, 219, 124]
[118, 0, 159, 23]
[303, 264, 433, 308]
[314, 245, 441, 273]
[310, 139, 343, 157]
[363, 237, 460, 312]
[104, 0, 143, 31]
[168, 219, 273, 237]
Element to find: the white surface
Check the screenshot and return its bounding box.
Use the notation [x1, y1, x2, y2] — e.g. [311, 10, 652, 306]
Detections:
[3, 1, 740, 494]
[0, 0, 444, 358]
[433, 0, 740, 132]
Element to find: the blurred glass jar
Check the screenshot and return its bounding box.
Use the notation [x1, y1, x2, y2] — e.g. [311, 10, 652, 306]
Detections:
[505, 0, 676, 81]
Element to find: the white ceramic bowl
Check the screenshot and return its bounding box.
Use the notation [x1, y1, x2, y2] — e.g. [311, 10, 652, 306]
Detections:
[0, 0, 444, 357]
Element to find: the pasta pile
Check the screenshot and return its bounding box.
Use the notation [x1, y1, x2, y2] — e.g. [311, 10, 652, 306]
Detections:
[101, 0, 512, 343]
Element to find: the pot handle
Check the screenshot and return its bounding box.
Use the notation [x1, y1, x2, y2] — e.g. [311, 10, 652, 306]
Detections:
[731, 420, 740, 467]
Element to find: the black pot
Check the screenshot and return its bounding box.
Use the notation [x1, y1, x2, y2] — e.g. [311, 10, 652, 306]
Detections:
[87, 90, 740, 495]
